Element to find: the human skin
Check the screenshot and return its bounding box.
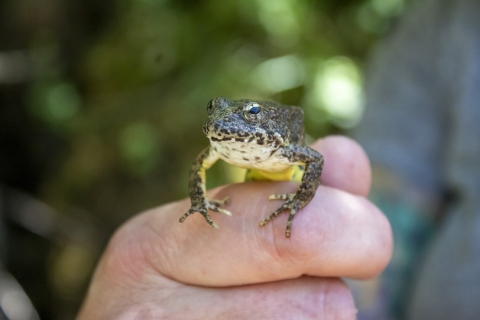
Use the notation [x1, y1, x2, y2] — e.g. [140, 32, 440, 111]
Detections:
[77, 136, 393, 319]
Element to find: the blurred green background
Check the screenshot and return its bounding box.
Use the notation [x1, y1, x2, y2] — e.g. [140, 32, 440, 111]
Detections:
[0, 0, 410, 318]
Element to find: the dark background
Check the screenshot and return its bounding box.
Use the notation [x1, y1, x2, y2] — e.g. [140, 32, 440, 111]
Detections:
[0, 0, 410, 318]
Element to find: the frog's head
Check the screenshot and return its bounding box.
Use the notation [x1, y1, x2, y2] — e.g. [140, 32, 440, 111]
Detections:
[202, 97, 284, 153]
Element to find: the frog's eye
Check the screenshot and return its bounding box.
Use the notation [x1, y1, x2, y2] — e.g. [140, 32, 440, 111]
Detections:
[243, 102, 263, 122]
[248, 106, 261, 114]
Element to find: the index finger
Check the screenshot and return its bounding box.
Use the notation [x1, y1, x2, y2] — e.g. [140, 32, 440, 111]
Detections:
[109, 136, 392, 287]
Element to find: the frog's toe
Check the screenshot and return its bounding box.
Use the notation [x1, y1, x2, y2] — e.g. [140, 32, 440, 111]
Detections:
[268, 194, 295, 201]
[259, 203, 289, 226]
[209, 196, 229, 207]
[179, 208, 195, 223]
[179, 197, 231, 228]
[207, 197, 232, 216]
[285, 207, 299, 238]
[260, 199, 300, 237]
[179, 205, 220, 228]
[218, 208, 232, 216]
[209, 205, 232, 216]
[207, 220, 220, 229]
[200, 209, 220, 229]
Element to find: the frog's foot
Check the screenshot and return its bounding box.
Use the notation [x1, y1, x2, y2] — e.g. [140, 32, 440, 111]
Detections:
[179, 197, 232, 229]
[260, 194, 300, 238]
[268, 193, 295, 201]
[207, 197, 232, 217]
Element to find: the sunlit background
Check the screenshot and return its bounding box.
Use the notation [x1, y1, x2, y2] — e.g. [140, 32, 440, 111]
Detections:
[0, 0, 409, 318]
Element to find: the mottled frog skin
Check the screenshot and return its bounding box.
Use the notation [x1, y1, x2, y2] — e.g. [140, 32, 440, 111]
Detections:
[179, 97, 324, 237]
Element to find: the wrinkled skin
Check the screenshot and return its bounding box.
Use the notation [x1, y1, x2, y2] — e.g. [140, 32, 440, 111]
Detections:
[77, 136, 393, 320]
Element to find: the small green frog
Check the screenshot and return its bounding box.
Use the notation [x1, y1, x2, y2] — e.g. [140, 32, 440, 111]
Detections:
[179, 97, 324, 237]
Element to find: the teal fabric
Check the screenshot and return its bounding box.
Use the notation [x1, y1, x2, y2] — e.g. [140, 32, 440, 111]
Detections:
[353, 0, 480, 318]
[372, 192, 434, 319]
[346, 192, 435, 319]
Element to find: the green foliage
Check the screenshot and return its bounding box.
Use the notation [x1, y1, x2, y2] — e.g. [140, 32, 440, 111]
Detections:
[23, 0, 411, 222]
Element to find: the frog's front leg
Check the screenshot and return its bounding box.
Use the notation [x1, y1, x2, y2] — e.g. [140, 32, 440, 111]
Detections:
[260, 145, 324, 237]
[179, 146, 232, 229]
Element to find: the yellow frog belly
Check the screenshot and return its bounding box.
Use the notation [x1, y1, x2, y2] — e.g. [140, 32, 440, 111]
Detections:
[245, 165, 304, 182]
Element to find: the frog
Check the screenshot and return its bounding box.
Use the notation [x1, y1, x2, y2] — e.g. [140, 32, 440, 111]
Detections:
[179, 97, 324, 238]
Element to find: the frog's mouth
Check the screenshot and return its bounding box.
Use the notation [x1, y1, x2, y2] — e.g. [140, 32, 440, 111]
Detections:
[206, 129, 284, 154]
[202, 120, 239, 141]
[202, 122, 228, 141]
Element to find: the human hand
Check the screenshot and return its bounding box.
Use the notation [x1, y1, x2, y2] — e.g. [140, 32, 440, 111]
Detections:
[77, 136, 392, 319]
